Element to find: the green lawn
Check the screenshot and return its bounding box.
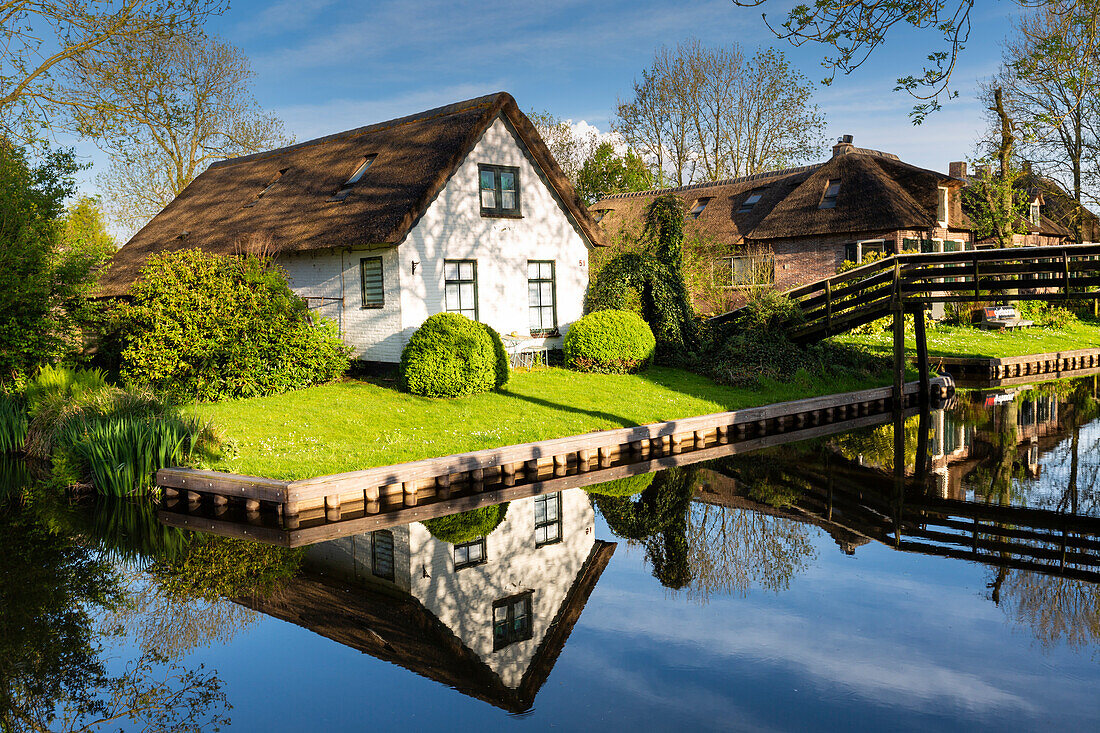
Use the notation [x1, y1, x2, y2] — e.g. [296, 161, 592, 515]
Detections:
[194, 366, 888, 480]
[832, 319, 1100, 360]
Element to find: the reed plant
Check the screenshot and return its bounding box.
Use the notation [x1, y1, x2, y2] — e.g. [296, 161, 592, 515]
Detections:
[0, 394, 28, 453]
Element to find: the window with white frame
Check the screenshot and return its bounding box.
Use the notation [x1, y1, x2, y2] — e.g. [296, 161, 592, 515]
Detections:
[444, 260, 478, 320]
[1030, 200, 1041, 227]
[528, 260, 557, 335]
[937, 186, 950, 226]
[689, 198, 712, 218]
[534, 492, 562, 546]
[329, 155, 377, 202]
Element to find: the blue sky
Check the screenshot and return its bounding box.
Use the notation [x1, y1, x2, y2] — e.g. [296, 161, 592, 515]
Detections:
[77, 0, 1022, 197]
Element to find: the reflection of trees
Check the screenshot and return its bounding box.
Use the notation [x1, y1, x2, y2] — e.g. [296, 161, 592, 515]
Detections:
[593, 466, 696, 589]
[997, 569, 1100, 652]
[831, 415, 924, 472]
[0, 496, 230, 732]
[685, 502, 816, 601]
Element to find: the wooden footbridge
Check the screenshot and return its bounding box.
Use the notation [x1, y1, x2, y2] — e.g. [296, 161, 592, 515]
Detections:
[712, 243, 1100, 404]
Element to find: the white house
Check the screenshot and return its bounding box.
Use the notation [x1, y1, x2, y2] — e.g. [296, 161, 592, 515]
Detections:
[241, 488, 616, 712]
[100, 93, 607, 364]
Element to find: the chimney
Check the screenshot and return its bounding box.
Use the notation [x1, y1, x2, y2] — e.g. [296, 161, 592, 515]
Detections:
[832, 134, 855, 157]
[949, 161, 967, 179]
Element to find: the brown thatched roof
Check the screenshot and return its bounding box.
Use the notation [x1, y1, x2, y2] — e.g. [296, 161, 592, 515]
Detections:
[99, 92, 606, 296]
[592, 145, 965, 244]
[1016, 171, 1096, 239]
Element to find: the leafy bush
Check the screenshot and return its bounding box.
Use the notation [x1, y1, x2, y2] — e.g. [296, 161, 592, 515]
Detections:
[1018, 300, 1078, 329]
[585, 472, 655, 497]
[422, 503, 509, 544]
[24, 364, 108, 416]
[118, 249, 350, 402]
[401, 313, 503, 398]
[736, 287, 803, 332]
[564, 310, 656, 373]
[482, 322, 510, 389]
[0, 394, 27, 453]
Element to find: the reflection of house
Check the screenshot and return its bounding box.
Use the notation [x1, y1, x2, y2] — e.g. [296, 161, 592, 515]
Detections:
[99, 93, 605, 364]
[238, 489, 615, 712]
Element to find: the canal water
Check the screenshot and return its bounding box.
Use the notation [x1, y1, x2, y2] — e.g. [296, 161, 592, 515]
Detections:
[3, 378, 1100, 731]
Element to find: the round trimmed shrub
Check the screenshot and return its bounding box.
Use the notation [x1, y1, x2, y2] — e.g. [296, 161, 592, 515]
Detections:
[422, 503, 509, 544]
[481, 322, 510, 389]
[401, 313, 505, 397]
[585, 472, 655, 497]
[564, 310, 655, 373]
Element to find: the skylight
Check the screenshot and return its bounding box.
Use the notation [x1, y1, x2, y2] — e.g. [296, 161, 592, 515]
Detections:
[819, 179, 841, 209]
[689, 198, 712, 218]
[738, 190, 765, 214]
[244, 169, 288, 208]
[329, 154, 377, 202]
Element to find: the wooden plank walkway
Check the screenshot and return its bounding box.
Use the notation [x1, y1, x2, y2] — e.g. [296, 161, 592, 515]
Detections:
[157, 377, 953, 544]
[928, 347, 1100, 387]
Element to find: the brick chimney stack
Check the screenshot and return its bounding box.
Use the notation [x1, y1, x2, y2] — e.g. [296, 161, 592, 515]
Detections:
[832, 134, 854, 157]
[949, 161, 967, 179]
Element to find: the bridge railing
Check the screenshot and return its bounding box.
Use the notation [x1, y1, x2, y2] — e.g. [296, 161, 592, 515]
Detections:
[713, 243, 1100, 344]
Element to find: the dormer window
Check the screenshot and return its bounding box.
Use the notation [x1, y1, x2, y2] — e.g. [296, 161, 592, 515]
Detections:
[593, 209, 609, 223]
[937, 185, 949, 226]
[689, 197, 712, 218]
[328, 155, 376, 202]
[819, 179, 841, 209]
[479, 164, 521, 217]
[738, 190, 764, 214]
[244, 168, 288, 208]
[1030, 200, 1041, 227]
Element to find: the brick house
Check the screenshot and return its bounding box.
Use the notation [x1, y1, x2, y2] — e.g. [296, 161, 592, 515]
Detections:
[99, 93, 606, 364]
[591, 136, 972, 313]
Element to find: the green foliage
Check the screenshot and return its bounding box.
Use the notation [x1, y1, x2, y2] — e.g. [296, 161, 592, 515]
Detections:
[963, 162, 1030, 246]
[62, 196, 116, 258]
[1018, 300, 1078, 329]
[482, 322, 511, 389]
[118, 249, 350, 402]
[737, 288, 803, 332]
[422, 503, 509, 544]
[401, 313, 503, 398]
[585, 472, 655, 497]
[564, 309, 656, 373]
[0, 142, 111, 388]
[0, 394, 28, 453]
[24, 364, 108, 415]
[592, 466, 697, 589]
[63, 415, 198, 497]
[586, 194, 701, 363]
[576, 142, 653, 205]
[150, 535, 303, 603]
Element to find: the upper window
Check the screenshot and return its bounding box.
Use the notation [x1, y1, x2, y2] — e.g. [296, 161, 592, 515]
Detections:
[534, 492, 562, 547]
[454, 537, 486, 570]
[244, 168, 288, 208]
[360, 257, 384, 309]
[444, 260, 478, 320]
[738, 190, 765, 214]
[937, 185, 950, 225]
[479, 164, 521, 217]
[689, 198, 712, 218]
[372, 530, 395, 581]
[493, 592, 533, 650]
[820, 179, 841, 209]
[1030, 200, 1041, 227]
[528, 261, 557, 336]
[329, 155, 376, 202]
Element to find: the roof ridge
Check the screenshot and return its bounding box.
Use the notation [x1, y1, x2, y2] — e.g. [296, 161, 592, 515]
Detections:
[600, 163, 823, 201]
[208, 92, 509, 170]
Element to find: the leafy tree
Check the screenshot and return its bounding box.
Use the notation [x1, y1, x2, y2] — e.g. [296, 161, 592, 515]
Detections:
[81, 31, 290, 234]
[62, 197, 116, 256]
[586, 194, 701, 361]
[527, 109, 599, 186]
[118, 249, 350, 401]
[0, 142, 110, 388]
[576, 142, 653, 204]
[0, 0, 226, 143]
[964, 87, 1031, 247]
[615, 40, 826, 185]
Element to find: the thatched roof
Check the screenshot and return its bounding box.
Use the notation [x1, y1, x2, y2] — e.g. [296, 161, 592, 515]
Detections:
[237, 540, 616, 714]
[592, 144, 965, 244]
[99, 92, 606, 296]
[1015, 171, 1096, 239]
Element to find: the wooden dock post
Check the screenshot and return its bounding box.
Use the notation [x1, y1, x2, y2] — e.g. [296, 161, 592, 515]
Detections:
[891, 259, 905, 410]
[914, 303, 930, 407]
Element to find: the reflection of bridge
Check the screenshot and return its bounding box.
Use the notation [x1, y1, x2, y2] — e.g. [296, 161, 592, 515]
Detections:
[704, 442, 1100, 584]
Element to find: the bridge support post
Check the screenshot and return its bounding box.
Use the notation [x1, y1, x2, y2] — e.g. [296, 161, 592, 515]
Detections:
[914, 303, 930, 407]
[892, 305, 904, 410]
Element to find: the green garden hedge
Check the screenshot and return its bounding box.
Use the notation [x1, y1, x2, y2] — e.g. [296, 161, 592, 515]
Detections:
[564, 309, 656, 373]
[401, 313, 509, 397]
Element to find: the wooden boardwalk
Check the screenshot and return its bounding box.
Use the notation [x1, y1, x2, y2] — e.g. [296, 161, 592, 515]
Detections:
[157, 377, 953, 546]
[928, 347, 1100, 387]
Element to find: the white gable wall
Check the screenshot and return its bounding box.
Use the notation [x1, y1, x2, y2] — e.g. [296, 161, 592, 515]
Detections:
[398, 115, 591, 354]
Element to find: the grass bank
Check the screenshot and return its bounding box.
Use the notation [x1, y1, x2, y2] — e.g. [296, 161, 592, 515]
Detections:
[831, 319, 1100, 360]
[194, 366, 891, 480]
